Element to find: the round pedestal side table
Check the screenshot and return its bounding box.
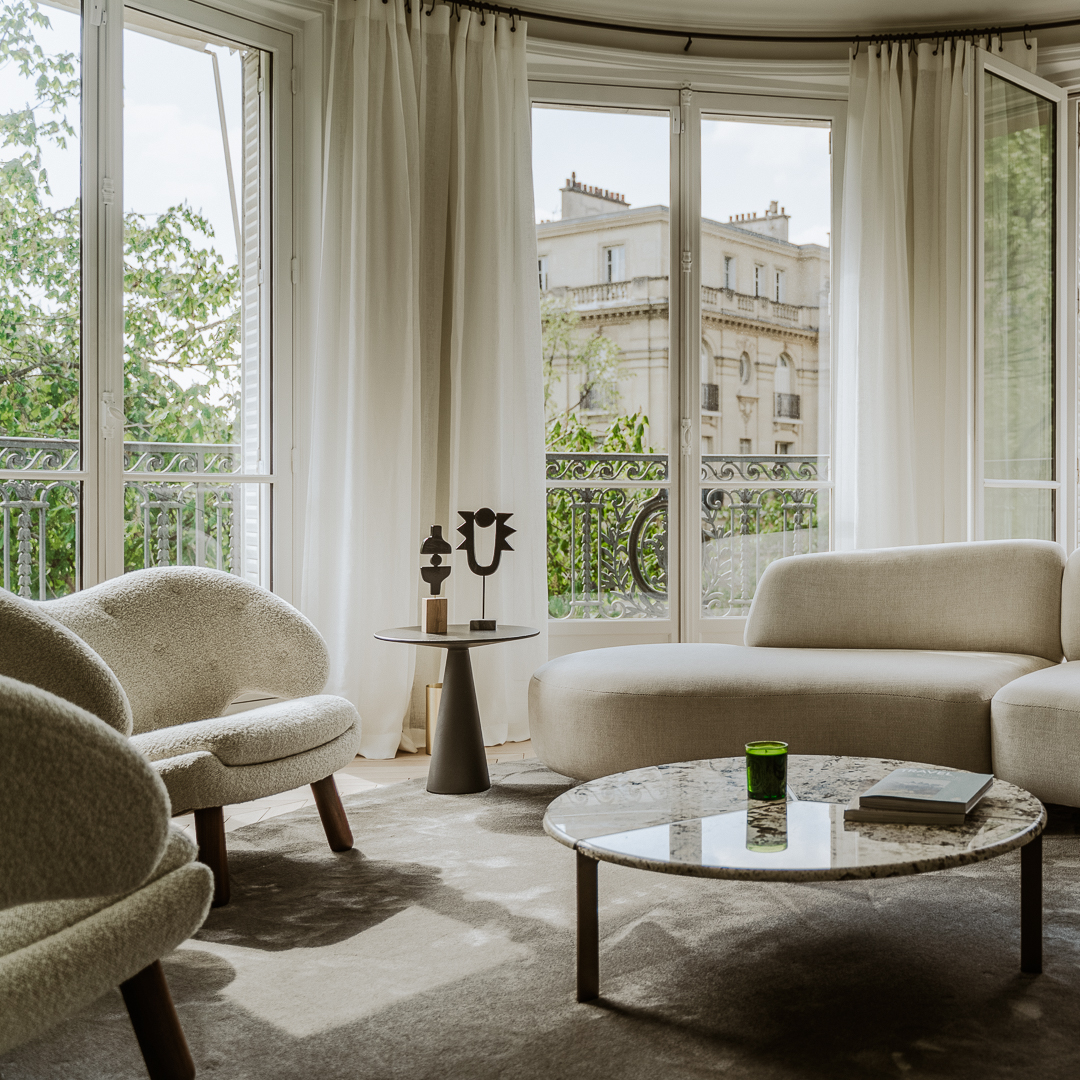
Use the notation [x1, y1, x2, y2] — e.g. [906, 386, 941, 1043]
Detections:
[374, 624, 539, 794]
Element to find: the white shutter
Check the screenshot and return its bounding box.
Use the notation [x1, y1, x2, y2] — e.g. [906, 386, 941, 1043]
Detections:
[238, 50, 270, 586]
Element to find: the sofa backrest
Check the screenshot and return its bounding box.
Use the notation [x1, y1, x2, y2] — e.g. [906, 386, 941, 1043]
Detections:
[744, 539, 1065, 661]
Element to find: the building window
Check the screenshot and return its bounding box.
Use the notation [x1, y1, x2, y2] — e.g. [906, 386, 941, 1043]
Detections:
[603, 245, 625, 283]
[739, 438, 752, 454]
[538, 255, 549, 291]
[724, 255, 735, 290]
[739, 352, 751, 384]
[701, 382, 720, 413]
[774, 269, 785, 302]
[754, 265, 762, 296]
[775, 441, 793, 455]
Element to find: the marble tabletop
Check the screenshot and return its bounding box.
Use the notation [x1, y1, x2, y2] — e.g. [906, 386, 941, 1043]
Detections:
[543, 755, 1045, 883]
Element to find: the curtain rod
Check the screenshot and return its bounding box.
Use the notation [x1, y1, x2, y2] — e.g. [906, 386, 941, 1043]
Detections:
[398, 1, 1080, 49]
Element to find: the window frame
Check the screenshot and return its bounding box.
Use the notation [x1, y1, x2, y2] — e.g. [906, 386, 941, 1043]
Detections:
[74, 0, 298, 597]
[528, 75, 845, 651]
[972, 49, 1071, 548]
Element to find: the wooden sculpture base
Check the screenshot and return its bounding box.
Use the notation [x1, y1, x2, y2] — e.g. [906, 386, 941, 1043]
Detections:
[424, 597, 448, 634]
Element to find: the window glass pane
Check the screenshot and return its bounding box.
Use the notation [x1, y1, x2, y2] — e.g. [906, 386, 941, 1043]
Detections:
[122, 11, 268, 576]
[533, 106, 669, 619]
[983, 74, 1054, 488]
[699, 115, 831, 617]
[984, 486, 1053, 541]
[1, 0, 82, 597]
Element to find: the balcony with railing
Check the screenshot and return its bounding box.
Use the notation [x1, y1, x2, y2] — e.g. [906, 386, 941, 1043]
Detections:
[546, 451, 828, 619]
[2, 436, 243, 599]
[774, 393, 801, 419]
[546, 278, 819, 331]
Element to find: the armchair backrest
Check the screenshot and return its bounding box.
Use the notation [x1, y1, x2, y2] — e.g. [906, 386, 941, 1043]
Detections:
[744, 539, 1065, 662]
[0, 587, 132, 735]
[0, 675, 169, 909]
[41, 567, 330, 734]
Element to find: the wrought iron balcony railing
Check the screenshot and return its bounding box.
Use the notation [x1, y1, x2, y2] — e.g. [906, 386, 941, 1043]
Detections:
[774, 392, 801, 419]
[546, 451, 829, 620]
[2, 436, 246, 600]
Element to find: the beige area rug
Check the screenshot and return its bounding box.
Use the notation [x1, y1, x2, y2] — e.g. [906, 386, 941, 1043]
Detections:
[5, 761, 1080, 1080]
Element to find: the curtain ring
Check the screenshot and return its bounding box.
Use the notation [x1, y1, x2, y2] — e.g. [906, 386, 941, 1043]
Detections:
[510, 10, 517, 32]
[426, 0, 435, 14]
[852, 38, 860, 59]
[1024, 26, 1032, 50]
[684, 35, 693, 52]
[479, 4, 485, 25]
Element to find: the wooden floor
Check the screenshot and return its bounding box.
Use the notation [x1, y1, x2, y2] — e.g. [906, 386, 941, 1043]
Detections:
[173, 741, 535, 840]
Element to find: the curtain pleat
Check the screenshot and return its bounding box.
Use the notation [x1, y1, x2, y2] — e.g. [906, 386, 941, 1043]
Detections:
[303, 1, 546, 756]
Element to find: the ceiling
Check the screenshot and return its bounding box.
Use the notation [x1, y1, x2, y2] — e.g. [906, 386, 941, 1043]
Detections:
[524, 0, 1079, 37]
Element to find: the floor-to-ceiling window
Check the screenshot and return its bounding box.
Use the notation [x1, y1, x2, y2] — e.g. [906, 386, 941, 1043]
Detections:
[0, 0, 291, 599]
[531, 82, 840, 654]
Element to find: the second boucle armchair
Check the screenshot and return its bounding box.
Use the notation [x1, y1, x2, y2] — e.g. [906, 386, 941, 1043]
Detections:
[35, 567, 363, 906]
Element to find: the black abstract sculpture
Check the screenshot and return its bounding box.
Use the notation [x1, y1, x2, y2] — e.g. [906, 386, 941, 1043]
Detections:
[420, 525, 452, 595]
[457, 508, 514, 630]
[420, 525, 452, 633]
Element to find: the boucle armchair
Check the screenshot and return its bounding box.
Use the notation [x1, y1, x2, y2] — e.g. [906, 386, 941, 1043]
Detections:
[34, 567, 363, 906]
[0, 674, 213, 1079]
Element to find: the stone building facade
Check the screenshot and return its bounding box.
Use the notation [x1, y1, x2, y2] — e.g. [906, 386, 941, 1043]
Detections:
[537, 176, 829, 457]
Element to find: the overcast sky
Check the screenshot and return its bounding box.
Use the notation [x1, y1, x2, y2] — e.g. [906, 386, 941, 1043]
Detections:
[1, 4, 243, 263]
[532, 106, 832, 247]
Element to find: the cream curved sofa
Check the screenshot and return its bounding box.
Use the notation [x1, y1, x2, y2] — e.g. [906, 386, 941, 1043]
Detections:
[0, 674, 213, 1078]
[530, 540, 1074, 800]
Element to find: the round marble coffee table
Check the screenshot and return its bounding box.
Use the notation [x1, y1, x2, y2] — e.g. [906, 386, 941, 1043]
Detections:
[543, 755, 1046, 1001]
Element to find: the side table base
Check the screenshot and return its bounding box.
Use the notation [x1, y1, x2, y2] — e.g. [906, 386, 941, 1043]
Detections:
[426, 648, 490, 794]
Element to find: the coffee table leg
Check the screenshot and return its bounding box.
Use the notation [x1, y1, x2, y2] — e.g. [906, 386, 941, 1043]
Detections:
[426, 648, 490, 795]
[1021, 833, 1043, 974]
[577, 851, 599, 1002]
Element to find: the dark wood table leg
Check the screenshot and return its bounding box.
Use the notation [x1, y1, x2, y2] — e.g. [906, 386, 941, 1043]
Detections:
[426, 647, 490, 794]
[577, 850, 599, 1002]
[1021, 833, 1043, 974]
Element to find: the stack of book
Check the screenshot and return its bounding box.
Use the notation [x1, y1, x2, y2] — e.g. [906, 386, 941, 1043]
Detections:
[844, 767, 994, 825]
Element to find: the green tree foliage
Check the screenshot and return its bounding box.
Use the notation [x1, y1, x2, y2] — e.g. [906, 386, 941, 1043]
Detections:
[540, 291, 666, 613]
[2, 1, 240, 596]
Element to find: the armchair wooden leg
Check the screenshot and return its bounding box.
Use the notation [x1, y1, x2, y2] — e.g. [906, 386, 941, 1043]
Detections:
[194, 807, 230, 907]
[120, 960, 195, 1080]
[311, 775, 354, 852]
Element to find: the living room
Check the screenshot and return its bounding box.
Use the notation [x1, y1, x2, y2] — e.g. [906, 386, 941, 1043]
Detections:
[3, 0, 1080, 1077]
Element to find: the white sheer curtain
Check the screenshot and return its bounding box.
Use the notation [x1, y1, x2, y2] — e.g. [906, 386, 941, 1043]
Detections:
[303, 1, 546, 756]
[416, 8, 548, 745]
[836, 41, 970, 549]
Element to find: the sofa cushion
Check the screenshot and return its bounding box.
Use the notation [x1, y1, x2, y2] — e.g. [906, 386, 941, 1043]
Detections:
[745, 540, 1065, 662]
[530, 643, 1053, 781]
[129, 694, 359, 767]
[992, 661, 1080, 807]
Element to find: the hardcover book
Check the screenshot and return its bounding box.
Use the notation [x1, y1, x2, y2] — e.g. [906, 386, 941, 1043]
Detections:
[857, 767, 994, 815]
[843, 797, 966, 826]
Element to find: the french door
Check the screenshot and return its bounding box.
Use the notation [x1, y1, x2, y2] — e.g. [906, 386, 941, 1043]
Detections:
[973, 50, 1071, 546]
[531, 81, 843, 655]
[0, 0, 293, 600]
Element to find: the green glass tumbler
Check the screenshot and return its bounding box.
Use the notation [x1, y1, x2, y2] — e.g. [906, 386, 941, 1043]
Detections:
[746, 741, 788, 801]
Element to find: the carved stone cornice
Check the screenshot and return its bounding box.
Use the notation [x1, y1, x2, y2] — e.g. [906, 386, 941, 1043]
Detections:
[574, 302, 819, 344]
